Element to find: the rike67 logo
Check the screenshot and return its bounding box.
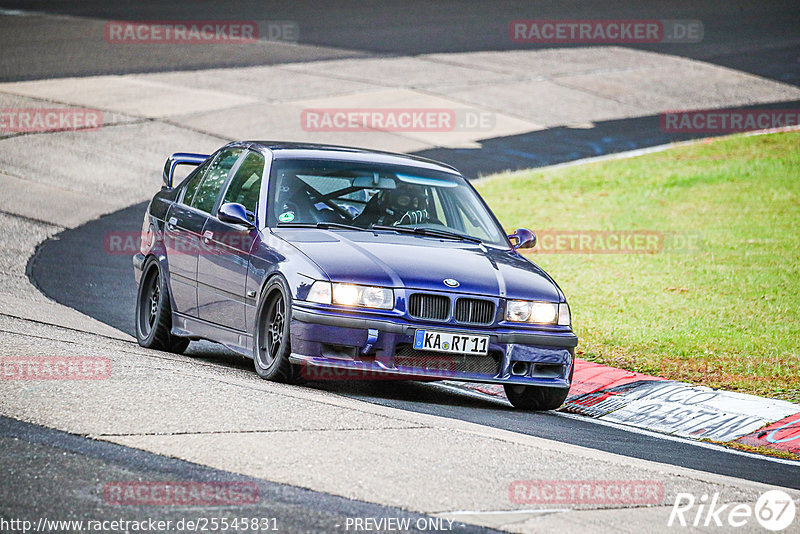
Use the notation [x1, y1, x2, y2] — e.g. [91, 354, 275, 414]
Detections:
[669, 490, 796, 531]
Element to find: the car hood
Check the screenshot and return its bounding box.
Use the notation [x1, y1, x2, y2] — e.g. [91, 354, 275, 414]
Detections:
[273, 229, 562, 301]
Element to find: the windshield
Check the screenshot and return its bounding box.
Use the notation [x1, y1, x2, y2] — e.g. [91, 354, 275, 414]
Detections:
[267, 159, 509, 246]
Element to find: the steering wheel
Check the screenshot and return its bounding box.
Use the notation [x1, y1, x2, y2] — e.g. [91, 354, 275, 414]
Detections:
[395, 209, 429, 226]
[396, 209, 446, 226]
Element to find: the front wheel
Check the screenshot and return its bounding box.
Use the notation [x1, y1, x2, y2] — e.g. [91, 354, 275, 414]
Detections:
[253, 277, 301, 383]
[504, 364, 573, 411]
[135, 258, 189, 354]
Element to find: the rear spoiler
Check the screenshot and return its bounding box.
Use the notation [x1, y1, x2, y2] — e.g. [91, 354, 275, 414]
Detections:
[162, 152, 210, 189]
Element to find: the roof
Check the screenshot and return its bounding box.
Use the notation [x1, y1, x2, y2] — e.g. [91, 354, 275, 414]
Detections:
[235, 141, 461, 174]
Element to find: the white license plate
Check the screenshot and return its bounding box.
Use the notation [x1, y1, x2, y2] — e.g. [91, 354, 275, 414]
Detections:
[413, 330, 489, 355]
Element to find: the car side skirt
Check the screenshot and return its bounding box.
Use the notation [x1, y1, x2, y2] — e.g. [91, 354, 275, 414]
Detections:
[172, 311, 253, 358]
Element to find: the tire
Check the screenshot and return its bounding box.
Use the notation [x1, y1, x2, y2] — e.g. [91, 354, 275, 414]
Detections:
[169, 336, 190, 354]
[135, 258, 189, 354]
[253, 276, 301, 383]
[503, 363, 574, 411]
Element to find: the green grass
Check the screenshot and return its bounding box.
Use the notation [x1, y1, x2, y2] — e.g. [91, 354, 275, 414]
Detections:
[476, 132, 800, 402]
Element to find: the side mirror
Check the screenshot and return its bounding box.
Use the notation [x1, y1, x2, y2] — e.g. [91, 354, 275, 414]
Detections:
[508, 228, 536, 250]
[219, 203, 255, 228]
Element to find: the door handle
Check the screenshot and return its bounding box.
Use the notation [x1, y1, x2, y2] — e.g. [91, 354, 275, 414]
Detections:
[202, 230, 214, 244]
[167, 216, 177, 230]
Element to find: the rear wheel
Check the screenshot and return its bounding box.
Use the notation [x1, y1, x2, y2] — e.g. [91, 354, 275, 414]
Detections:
[135, 258, 189, 354]
[253, 277, 300, 383]
[503, 363, 573, 411]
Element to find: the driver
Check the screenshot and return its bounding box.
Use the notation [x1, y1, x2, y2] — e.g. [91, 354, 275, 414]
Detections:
[357, 182, 429, 226]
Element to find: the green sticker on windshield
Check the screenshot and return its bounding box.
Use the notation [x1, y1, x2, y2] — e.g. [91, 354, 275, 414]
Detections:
[279, 211, 295, 223]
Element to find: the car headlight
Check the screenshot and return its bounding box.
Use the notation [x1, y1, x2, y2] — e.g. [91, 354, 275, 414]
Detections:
[306, 281, 394, 310]
[306, 281, 332, 304]
[506, 300, 533, 322]
[506, 300, 570, 326]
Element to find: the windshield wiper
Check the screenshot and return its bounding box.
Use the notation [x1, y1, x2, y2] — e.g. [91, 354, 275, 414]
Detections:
[370, 225, 483, 243]
[277, 222, 483, 243]
[277, 222, 367, 231]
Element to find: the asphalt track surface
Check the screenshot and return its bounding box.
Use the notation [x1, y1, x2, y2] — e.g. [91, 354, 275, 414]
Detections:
[1, 0, 799, 86]
[0, 416, 497, 533]
[7, 0, 800, 526]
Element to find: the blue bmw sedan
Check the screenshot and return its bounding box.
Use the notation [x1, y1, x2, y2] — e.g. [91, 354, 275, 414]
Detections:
[134, 142, 577, 410]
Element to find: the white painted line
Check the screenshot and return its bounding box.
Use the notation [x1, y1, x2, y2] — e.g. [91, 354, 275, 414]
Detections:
[0, 9, 33, 16]
[441, 508, 572, 516]
[433, 382, 800, 467]
[555, 411, 800, 467]
[565, 380, 799, 442]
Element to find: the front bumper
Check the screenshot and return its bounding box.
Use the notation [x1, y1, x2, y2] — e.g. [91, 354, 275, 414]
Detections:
[289, 304, 577, 388]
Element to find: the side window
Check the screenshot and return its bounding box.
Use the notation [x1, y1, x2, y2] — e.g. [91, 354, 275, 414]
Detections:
[180, 160, 210, 205]
[190, 148, 244, 213]
[221, 151, 265, 221]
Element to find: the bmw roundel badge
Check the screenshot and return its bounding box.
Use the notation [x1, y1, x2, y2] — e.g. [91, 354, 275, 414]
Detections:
[443, 278, 460, 288]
